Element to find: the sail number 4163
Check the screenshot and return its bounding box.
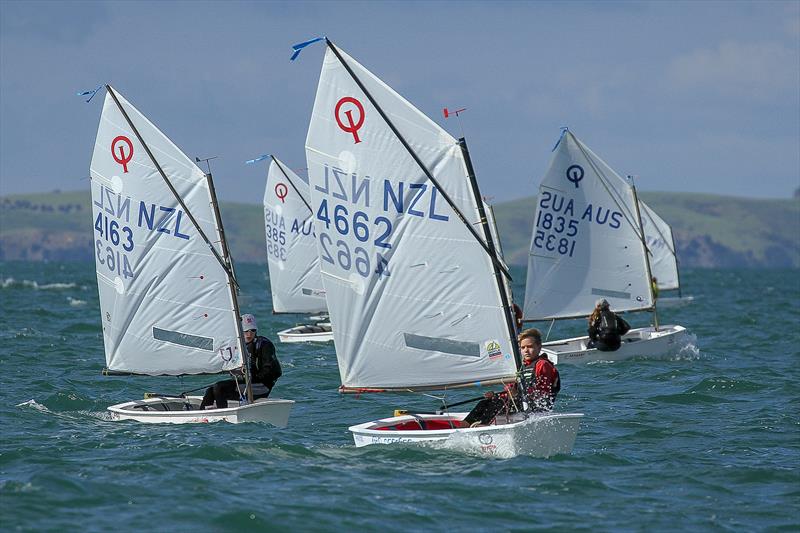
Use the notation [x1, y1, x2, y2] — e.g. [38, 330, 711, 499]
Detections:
[94, 212, 135, 279]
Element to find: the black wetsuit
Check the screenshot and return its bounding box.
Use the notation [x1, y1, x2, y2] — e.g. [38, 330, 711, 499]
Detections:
[199, 336, 282, 409]
[588, 309, 631, 351]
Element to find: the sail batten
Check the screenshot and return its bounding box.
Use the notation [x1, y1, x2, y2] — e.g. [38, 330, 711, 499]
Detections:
[90, 87, 243, 375]
[305, 44, 518, 391]
[523, 131, 654, 321]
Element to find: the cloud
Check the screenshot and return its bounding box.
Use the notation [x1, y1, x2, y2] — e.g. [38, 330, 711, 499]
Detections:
[667, 41, 798, 101]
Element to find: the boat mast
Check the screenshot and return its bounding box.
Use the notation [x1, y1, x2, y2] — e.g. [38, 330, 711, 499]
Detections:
[629, 176, 659, 330]
[205, 170, 253, 403]
[458, 138, 524, 378]
[671, 231, 683, 298]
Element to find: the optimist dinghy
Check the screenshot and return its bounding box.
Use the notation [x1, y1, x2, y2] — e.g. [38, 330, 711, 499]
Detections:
[261, 156, 333, 343]
[107, 395, 293, 425]
[542, 325, 688, 364]
[89, 85, 293, 425]
[303, 39, 582, 457]
[522, 130, 691, 364]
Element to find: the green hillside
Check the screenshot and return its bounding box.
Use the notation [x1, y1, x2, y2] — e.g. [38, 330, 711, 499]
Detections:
[496, 191, 800, 268]
[1, 189, 798, 267]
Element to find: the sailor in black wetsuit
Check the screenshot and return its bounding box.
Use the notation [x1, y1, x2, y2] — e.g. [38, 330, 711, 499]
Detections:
[587, 299, 631, 352]
[199, 314, 282, 409]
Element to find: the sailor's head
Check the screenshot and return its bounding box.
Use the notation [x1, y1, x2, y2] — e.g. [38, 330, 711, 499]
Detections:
[241, 313, 257, 342]
[595, 298, 610, 310]
[518, 328, 542, 364]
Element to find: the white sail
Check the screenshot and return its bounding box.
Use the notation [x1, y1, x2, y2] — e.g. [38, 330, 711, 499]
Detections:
[305, 44, 518, 391]
[639, 201, 680, 291]
[264, 157, 327, 313]
[89, 87, 243, 375]
[523, 130, 653, 320]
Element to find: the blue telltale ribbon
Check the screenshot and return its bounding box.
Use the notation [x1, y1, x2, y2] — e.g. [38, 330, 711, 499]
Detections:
[77, 85, 102, 103]
[245, 154, 270, 165]
[290, 37, 324, 61]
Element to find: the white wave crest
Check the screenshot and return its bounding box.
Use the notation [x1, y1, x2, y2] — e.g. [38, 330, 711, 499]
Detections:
[16, 399, 51, 412]
[1, 277, 77, 290]
[67, 297, 87, 306]
[673, 333, 702, 360]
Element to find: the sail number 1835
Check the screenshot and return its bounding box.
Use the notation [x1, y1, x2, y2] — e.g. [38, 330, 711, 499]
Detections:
[533, 211, 578, 257]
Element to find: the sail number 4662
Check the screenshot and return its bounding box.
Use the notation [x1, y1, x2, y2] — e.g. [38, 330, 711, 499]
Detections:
[316, 199, 392, 248]
[316, 200, 391, 279]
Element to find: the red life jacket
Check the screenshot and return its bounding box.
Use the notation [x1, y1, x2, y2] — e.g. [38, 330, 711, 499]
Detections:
[524, 355, 561, 408]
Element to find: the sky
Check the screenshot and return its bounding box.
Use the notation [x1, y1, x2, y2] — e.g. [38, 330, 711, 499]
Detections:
[1, 0, 798, 204]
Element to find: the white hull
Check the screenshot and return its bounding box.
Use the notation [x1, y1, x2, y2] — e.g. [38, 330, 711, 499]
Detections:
[277, 323, 333, 343]
[542, 325, 689, 365]
[107, 395, 294, 426]
[349, 411, 583, 458]
[657, 296, 694, 309]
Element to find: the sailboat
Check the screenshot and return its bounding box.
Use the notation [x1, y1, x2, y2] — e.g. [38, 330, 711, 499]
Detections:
[522, 130, 690, 365]
[303, 39, 582, 458]
[89, 85, 293, 425]
[639, 201, 694, 308]
[262, 156, 333, 342]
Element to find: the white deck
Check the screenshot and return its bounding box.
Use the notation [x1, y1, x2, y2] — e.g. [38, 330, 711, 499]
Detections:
[277, 323, 334, 343]
[542, 325, 689, 364]
[107, 395, 294, 426]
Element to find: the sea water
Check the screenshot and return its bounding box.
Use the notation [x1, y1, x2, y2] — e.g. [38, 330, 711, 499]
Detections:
[1, 262, 798, 531]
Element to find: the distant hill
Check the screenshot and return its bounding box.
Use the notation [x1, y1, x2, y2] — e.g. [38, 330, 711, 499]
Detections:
[493, 191, 800, 268]
[1, 189, 798, 268]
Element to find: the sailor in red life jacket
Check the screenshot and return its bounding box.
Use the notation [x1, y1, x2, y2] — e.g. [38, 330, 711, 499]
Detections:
[519, 328, 560, 412]
[463, 328, 561, 426]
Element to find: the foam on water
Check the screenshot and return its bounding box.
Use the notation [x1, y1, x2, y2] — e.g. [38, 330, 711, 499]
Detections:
[1, 277, 78, 290]
[16, 399, 50, 412]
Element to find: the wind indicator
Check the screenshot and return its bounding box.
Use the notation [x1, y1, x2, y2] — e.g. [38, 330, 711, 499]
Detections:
[77, 85, 103, 103]
[195, 155, 218, 174]
[245, 154, 270, 165]
[443, 106, 468, 138]
[290, 36, 325, 61]
[442, 107, 466, 119]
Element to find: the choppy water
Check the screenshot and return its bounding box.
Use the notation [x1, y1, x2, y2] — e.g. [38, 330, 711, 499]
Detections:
[1, 262, 798, 531]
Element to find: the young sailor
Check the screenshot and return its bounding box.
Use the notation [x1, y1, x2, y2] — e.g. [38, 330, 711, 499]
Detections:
[199, 314, 282, 409]
[463, 328, 560, 426]
[519, 328, 560, 411]
[587, 299, 631, 352]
